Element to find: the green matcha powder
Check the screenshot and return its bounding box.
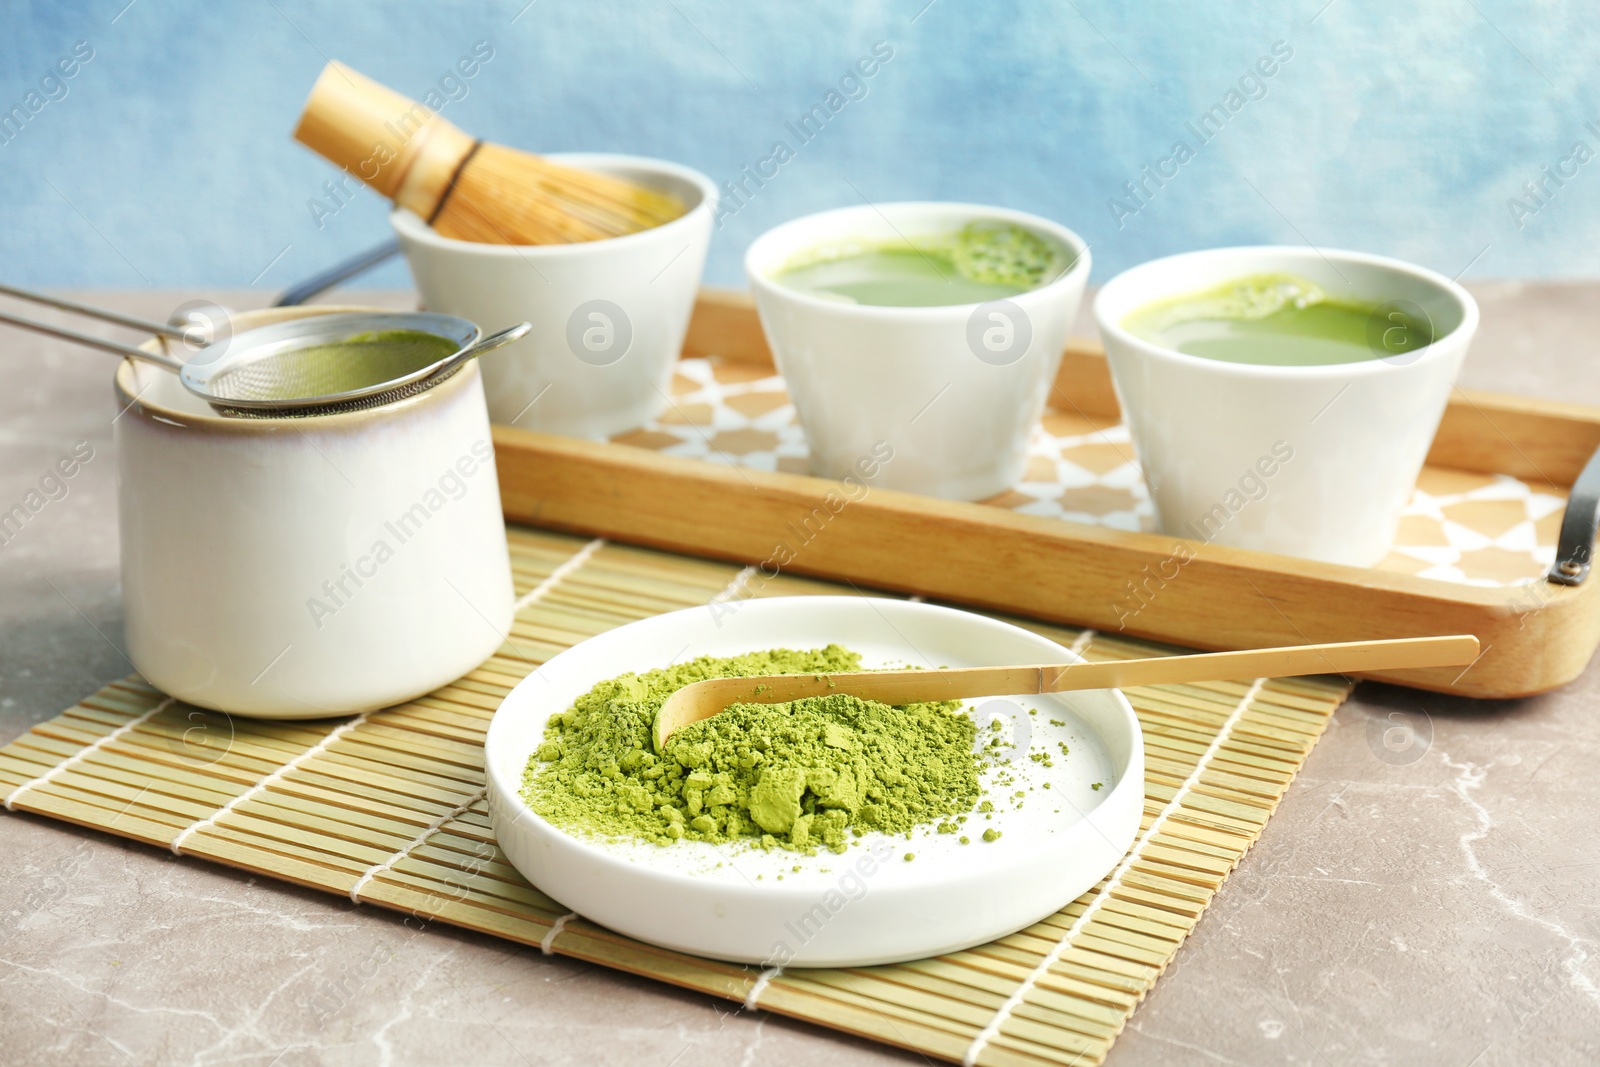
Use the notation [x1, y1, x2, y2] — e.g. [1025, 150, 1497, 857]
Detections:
[521, 646, 984, 854]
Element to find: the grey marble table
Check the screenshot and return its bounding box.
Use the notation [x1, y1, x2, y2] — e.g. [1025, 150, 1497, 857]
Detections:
[2, 287, 1596, 1066]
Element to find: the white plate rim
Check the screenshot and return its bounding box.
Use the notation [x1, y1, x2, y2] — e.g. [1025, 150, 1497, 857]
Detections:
[483, 595, 1145, 965]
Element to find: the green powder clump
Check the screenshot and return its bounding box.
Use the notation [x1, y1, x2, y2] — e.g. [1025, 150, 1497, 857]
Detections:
[946, 221, 1068, 288]
[521, 645, 983, 854]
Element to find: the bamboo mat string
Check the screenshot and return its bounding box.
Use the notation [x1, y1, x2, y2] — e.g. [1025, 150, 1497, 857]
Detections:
[1067, 628, 1098, 657]
[349, 785, 489, 904]
[745, 965, 782, 1010]
[3, 696, 174, 811]
[170, 712, 369, 855]
[961, 675, 1268, 1067]
[513, 536, 606, 612]
[540, 912, 576, 955]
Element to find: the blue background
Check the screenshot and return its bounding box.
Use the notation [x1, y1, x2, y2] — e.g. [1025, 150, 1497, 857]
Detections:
[1, 0, 1593, 292]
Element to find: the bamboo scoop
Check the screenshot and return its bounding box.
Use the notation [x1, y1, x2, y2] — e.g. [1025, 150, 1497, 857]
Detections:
[293, 62, 685, 244]
[651, 634, 1479, 751]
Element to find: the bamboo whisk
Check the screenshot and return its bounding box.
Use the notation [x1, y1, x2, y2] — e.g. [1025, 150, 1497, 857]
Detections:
[293, 61, 685, 245]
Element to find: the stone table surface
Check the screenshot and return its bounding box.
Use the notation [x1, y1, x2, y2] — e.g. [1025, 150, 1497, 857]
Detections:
[2, 286, 1597, 1066]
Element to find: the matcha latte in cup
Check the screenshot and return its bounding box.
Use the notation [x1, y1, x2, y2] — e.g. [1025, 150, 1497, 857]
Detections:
[1094, 247, 1479, 567]
[746, 203, 1091, 500]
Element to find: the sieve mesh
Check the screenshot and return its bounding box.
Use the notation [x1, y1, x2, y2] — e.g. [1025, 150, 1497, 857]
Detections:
[210, 365, 468, 419]
[204, 329, 460, 404]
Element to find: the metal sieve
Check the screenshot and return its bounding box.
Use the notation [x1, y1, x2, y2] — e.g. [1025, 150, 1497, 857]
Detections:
[0, 284, 529, 418]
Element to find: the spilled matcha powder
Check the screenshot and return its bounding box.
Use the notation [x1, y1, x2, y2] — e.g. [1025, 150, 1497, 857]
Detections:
[521, 646, 983, 854]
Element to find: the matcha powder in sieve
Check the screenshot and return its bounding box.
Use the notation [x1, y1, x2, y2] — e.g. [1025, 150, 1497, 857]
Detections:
[520, 646, 985, 854]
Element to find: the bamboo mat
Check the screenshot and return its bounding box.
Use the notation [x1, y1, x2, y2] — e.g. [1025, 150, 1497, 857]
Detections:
[0, 526, 1352, 1067]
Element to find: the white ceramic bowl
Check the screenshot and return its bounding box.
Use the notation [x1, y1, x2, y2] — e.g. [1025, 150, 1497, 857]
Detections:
[1094, 246, 1478, 567]
[745, 202, 1091, 502]
[115, 306, 514, 719]
[392, 153, 717, 439]
[484, 596, 1142, 967]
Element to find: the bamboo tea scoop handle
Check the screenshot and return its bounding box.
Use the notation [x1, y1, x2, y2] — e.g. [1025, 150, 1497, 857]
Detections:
[651, 634, 1479, 750]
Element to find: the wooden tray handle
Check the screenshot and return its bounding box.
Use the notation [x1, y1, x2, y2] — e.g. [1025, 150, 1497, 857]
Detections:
[275, 239, 402, 307]
[1550, 441, 1600, 584]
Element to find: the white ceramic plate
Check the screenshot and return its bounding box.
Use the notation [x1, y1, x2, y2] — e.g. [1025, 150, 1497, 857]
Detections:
[484, 596, 1144, 967]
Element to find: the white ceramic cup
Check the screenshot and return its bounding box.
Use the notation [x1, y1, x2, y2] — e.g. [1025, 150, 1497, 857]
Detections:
[1094, 246, 1479, 567]
[392, 153, 717, 439]
[115, 306, 514, 719]
[745, 202, 1091, 501]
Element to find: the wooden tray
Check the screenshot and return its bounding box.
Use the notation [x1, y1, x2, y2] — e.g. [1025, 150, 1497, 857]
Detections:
[490, 290, 1600, 699]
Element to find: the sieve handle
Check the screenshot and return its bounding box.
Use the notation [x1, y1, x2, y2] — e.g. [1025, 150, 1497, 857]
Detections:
[0, 306, 186, 372]
[0, 283, 191, 340]
[423, 321, 532, 382]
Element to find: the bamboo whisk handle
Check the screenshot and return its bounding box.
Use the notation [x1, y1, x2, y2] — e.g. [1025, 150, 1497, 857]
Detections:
[292, 61, 474, 220]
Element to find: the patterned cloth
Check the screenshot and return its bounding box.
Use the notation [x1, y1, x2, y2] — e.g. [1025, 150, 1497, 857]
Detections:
[611, 356, 1564, 588]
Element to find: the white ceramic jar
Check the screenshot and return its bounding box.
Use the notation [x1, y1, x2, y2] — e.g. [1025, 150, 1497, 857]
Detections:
[745, 202, 1091, 502]
[1094, 247, 1478, 568]
[115, 306, 514, 719]
[392, 153, 717, 439]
